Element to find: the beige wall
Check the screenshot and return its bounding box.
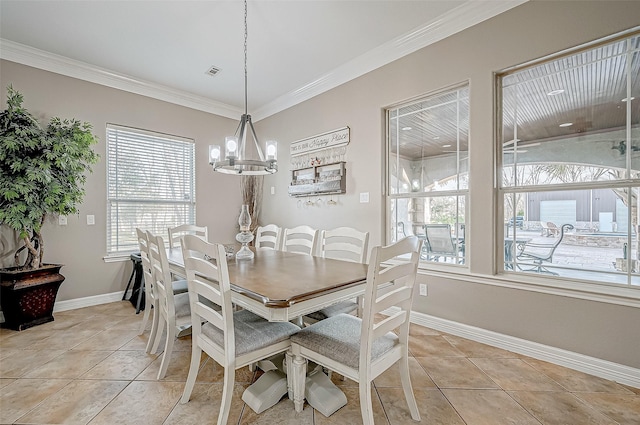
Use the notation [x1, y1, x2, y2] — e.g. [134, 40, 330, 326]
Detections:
[0, 61, 243, 301]
[257, 1, 640, 368]
[1, 1, 638, 370]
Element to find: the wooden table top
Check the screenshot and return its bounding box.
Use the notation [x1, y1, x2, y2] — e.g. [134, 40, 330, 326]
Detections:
[167, 248, 368, 309]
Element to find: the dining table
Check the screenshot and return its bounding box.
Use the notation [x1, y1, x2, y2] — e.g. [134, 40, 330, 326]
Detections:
[166, 246, 368, 322]
[166, 246, 369, 415]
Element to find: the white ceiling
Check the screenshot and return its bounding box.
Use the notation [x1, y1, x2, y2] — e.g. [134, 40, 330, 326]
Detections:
[0, 0, 525, 120]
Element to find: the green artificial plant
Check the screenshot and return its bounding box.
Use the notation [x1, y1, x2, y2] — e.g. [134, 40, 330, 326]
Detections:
[0, 86, 99, 270]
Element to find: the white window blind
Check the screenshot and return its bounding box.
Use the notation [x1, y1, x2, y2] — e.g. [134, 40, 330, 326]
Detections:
[107, 124, 196, 254]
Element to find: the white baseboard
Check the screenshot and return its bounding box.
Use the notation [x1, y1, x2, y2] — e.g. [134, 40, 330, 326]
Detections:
[53, 291, 129, 312]
[383, 307, 640, 389]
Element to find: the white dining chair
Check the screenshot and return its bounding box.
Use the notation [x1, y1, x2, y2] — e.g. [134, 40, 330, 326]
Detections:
[304, 227, 369, 323]
[282, 225, 319, 256]
[179, 235, 299, 425]
[136, 229, 156, 339]
[289, 236, 423, 423]
[255, 224, 282, 250]
[167, 224, 208, 281]
[147, 231, 193, 379]
[167, 224, 208, 249]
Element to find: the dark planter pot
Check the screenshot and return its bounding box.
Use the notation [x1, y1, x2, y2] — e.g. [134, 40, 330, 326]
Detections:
[0, 264, 65, 331]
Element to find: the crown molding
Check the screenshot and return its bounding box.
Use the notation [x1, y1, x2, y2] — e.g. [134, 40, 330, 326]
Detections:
[0, 0, 526, 122]
[252, 0, 528, 121]
[0, 39, 242, 120]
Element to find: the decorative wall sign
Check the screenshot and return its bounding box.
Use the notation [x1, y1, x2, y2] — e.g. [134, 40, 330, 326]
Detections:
[290, 127, 349, 157]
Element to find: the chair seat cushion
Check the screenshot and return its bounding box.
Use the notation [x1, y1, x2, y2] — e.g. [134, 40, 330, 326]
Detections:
[304, 300, 358, 321]
[291, 313, 398, 369]
[174, 292, 192, 319]
[202, 309, 299, 357]
[171, 279, 188, 294]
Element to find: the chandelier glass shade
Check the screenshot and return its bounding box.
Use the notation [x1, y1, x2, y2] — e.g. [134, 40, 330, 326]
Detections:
[209, 0, 277, 175]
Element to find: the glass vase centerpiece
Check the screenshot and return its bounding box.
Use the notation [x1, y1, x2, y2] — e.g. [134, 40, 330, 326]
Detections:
[236, 204, 255, 260]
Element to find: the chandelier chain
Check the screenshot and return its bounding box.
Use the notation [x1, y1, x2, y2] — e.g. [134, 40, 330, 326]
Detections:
[244, 0, 248, 115]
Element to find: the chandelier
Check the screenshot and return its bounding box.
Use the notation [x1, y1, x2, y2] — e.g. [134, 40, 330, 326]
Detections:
[209, 0, 277, 175]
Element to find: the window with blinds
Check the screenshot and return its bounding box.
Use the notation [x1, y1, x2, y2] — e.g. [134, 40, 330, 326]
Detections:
[107, 124, 196, 255]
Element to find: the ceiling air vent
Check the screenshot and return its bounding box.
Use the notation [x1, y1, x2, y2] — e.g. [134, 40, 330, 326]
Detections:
[206, 66, 221, 77]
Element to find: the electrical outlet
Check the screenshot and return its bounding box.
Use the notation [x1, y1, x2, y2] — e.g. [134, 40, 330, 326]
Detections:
[419, 284, 428, 296]
[359, 192, 370, 203]
[271, 186, 275, 195]
[86, 215, 95, 225]
[58, 215, 67, 226]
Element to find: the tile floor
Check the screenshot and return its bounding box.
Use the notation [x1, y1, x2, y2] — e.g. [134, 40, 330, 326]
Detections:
[1, 301, 638, 424]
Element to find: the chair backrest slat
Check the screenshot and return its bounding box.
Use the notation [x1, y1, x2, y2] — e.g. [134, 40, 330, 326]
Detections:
[168, 224, 208, 249]
[372, 310, 407, 340]
[283, 225, 319, 256]
[321, 227, 369, 264]
[255, 224, 282, 250]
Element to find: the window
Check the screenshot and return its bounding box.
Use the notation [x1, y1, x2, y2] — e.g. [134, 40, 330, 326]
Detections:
[386, 84, 469, 266]
[498, 30, 639, 286]
[107, 124, 196, 255]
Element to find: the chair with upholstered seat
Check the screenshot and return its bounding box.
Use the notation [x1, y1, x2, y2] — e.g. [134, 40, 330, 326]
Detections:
[289, 236, 422, 423]
[136, 229, 155, 338]
[304, 227, 369, 324]
[146, 231, 193, 379]
[282, 225, 319, 256]
[179, 235, 299, 425]
[255, 224, 282, 250]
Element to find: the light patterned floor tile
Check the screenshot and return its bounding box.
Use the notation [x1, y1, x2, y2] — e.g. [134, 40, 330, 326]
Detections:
[81, 350, 157, 380]
[16, 379, 128, 425]
[442, 389, 540, 425]
[417, 357, 499, 389]
[23, 350, 113, 379]
[0, 349, 65, 378]
[573, 392, 640, 425]
[165, 382, 248, 424]
[508, 390, 618, 425]
[87, 381, 183, 424]
[470, 358, 565, 391]
[313, 386, 389, 425]
[378, 387, 465, 425]
[0, 378, 71, 424]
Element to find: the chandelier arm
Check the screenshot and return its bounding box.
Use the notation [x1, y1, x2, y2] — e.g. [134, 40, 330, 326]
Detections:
[247, 117, 265, 161]
[237, 114, 248, 159]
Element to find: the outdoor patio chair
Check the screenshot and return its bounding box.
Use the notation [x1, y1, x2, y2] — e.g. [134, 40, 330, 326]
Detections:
[517, 223, 574, 275]
[422, 224, 462, 263]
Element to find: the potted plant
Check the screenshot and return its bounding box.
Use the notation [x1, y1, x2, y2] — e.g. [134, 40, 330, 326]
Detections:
[0, 86, 99, 330]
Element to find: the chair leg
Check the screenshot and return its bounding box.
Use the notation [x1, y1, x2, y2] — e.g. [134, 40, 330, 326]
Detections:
[138, 296, 151, 335]
[217, 364, 236, 425]
[150, 315, 165, 354]
[359, 381, 375, 425]
[399, 357, 421, 421]
[157, 324, 175, 380]
[285, 351, 293, 400]
[180, 346, 202, 404]
[145, 305, 159, 353]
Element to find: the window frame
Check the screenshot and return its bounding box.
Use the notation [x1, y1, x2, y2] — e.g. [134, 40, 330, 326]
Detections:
[495, 28, 640, 289]
[106, 124, 196, 257]
[385, 82, 470, 269]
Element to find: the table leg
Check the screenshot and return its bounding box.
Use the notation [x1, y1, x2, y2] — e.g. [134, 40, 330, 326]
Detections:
[291, 352, 307, 412]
